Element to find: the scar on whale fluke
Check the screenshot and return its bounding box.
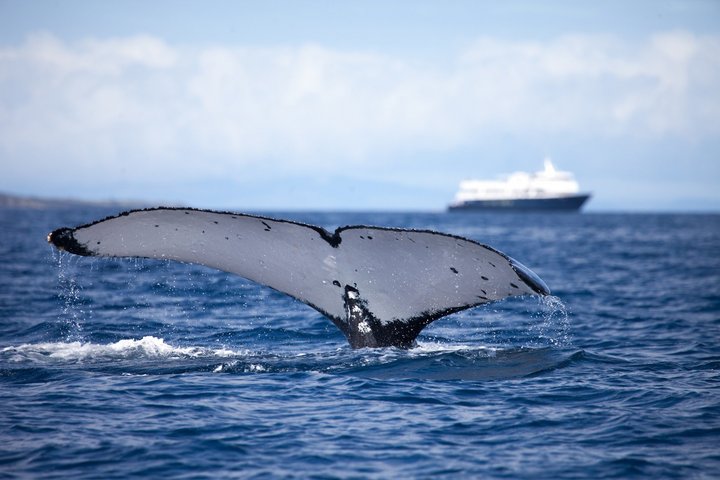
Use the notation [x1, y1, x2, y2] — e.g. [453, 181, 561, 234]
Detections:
[48, 207, 550, 349]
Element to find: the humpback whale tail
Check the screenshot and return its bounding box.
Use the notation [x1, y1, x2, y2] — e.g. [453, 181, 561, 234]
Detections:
[48, 208, 549, 348]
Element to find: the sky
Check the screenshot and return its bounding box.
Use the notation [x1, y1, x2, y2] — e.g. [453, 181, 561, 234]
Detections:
[1, 0, 719, 211]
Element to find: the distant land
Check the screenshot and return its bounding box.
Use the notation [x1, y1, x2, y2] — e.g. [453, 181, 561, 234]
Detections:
[0, 192, 152, 209]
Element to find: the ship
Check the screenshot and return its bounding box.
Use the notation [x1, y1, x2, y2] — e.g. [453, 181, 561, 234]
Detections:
[448, 159, 591, 212]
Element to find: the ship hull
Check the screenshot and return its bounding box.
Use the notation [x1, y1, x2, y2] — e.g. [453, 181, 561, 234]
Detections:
[448, 194, 591, 212]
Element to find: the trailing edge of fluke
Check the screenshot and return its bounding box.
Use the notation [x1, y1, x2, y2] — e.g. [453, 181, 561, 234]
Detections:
[48, 207, 550, 348]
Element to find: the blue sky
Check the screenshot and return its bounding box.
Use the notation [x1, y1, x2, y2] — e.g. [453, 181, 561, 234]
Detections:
[1, 0, 719, 211]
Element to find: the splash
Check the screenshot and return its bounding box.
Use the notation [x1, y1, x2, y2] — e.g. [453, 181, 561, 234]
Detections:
[53, 250, 86, 341]
[1, 336, 245, 363]
[531, 295, 572, 347]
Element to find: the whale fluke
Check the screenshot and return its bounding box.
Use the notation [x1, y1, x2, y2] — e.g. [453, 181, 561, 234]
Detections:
[48, 208, 550, 348]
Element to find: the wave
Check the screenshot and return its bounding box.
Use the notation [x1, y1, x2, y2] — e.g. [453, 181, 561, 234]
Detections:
[338, 345, 583, 381]
[1, 336, 583, 381]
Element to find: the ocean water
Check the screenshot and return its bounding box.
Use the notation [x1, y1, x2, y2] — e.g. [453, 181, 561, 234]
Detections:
[1, 206, 719, 479]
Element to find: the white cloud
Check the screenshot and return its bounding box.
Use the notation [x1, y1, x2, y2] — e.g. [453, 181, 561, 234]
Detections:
[0, 30, 718, 185]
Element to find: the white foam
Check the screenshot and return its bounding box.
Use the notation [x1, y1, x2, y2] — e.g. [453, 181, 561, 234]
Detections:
[351, 342, 498, 366]
[413, 341, 497, 356]
[1, 336, 246, 363]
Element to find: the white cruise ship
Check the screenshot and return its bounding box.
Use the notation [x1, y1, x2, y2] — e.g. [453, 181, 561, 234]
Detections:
[448, 159, 591, 211]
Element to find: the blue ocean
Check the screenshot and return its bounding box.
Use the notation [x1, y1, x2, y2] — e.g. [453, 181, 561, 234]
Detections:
[1, 206, 719, 479]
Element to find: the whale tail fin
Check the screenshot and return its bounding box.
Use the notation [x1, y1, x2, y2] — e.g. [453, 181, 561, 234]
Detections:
[48, 208, 549, 348]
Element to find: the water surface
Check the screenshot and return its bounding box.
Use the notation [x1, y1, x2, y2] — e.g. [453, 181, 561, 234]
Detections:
[1, 207, 719, 478]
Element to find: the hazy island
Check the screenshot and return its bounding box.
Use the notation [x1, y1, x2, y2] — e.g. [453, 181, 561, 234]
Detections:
[0, 192, 150, 209]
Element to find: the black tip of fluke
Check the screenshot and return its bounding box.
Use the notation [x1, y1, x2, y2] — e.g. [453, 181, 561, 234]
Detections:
[47, 227, 92, 256]
[509, 257, 551, 296]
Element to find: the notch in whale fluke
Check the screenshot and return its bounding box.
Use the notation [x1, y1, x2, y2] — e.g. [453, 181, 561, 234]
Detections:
[46, 207, 551, 348]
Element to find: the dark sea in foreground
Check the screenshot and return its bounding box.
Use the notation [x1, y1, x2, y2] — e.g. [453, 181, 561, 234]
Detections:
[1, 206, 719, 479]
